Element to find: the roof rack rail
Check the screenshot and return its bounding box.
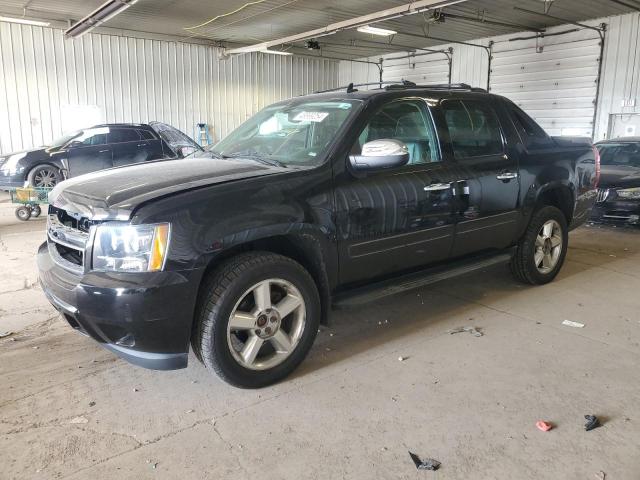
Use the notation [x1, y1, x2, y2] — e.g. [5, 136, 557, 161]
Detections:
[314, 81, 487, 94]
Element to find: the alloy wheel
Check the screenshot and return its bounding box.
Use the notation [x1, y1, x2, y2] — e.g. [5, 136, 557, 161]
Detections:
[227, 278, 306, 371]
[534, 219, 563, 274]
[34, 169, 58, 188]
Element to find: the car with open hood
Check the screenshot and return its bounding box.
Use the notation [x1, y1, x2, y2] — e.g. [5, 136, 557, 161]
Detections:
[0, 122, 202, 189]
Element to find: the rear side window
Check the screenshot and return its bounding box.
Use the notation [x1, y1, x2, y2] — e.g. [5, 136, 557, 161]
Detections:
[507, 103, 553, 149]
[109, 129, 140, 143]
[442, 100, 503, 158]
[138, 129, 156, 140]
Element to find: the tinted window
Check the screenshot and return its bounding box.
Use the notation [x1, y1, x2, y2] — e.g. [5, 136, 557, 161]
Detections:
[597, 143, 640, 167]
[109, 129, 140, 143]
[67, 127, 109, 146]
[138, 129, 156, 140]
[355, 100, 440, 164]
[508, 103, 552, 149]
[443, 100, 503, 158]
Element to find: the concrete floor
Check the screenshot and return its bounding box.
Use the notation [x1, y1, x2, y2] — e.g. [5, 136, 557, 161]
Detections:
[1, 191, 639, 480]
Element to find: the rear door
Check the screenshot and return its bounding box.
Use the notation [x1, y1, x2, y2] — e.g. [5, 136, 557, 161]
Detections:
[335, 97, 459, 285]
[64, 127, 113, 177]
[439, 98, 520, 257]
[109, 128, 148, 167]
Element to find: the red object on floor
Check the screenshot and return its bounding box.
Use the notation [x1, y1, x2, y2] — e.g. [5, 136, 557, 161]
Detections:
[536, 420, 553, 432]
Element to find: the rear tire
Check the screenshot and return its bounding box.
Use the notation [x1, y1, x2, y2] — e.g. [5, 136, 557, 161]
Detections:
[31, 205, 42, 217]
[510, 206, 568, 285]
[192, 252, 320, 388]
[27, 165, 61, 188]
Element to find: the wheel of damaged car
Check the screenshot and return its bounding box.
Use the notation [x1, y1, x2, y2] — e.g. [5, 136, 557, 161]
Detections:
[28, 165, 62, 188]
[510, 205, 568, 285]
[193, 252, 320, 388]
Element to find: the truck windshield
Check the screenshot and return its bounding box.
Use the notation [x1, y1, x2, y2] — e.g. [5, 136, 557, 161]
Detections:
[208, 100, 360, 167]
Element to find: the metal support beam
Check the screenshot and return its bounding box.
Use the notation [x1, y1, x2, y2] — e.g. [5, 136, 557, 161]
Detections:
[224, 0, 467, 55]
[443, 12, 544, 33]
[608, 0, 640, 12]
[513, 6, 605, 33]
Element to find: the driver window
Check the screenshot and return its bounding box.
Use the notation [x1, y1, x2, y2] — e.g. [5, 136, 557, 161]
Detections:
[354, 100, 440, 165]
[71, 128, 109, 147]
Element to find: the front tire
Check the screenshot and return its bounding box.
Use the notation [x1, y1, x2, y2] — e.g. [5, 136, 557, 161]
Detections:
[193, 252, 320, 388]
[27, 165, 62, 188]
[510, 206, 568, 285]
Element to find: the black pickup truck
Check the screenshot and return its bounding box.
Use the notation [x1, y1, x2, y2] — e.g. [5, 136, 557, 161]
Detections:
[37, 83, 599, 388]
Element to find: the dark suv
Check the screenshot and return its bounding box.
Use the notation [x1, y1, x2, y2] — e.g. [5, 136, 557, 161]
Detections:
[37, 83, 599, 388]
[0, 122, 201, 189]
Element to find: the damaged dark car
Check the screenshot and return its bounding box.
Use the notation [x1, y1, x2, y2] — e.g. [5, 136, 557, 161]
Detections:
[591, 138, 640, 226]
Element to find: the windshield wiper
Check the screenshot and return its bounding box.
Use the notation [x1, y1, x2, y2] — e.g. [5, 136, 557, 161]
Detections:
[225, 153, 286, 168]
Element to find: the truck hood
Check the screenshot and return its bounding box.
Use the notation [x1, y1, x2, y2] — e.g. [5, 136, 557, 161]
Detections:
[50, 157, 285, 220]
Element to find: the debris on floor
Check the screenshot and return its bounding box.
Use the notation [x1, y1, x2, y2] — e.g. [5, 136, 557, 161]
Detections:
[536, 420, 553, 432]
[89, 401, 96, 407]
[585, 415, 601, 431]
[595, 471, 606, 480]
[398, 356, 407, 362]
[409, 452, 441, 471]
[69, 416, 89, 424]
[0, 331, 14, 338]
[447, 326, 483, 337]
[562, 320, 585, 328]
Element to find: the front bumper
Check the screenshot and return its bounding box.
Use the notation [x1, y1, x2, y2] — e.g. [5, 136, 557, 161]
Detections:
[0, 171, 25, 190]
[37, 241, 201, 370]
[590, 196, 640, 225]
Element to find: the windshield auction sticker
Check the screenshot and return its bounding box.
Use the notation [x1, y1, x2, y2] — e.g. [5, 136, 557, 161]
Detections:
[293, 111, 329, 122]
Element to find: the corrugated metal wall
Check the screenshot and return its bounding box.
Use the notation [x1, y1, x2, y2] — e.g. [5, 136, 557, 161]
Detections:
[339, 12, 640, 140]
[490, 27, 602, 137]
[595, 12, 640, 140]
[0, 22, 339, 155]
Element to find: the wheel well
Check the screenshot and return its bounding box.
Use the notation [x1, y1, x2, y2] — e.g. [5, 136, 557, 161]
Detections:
[201, 234, 332, 325]
[536, 187, 574, 224]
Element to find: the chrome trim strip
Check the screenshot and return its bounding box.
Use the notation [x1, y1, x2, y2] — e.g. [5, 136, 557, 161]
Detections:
[47, 214, 89, 251]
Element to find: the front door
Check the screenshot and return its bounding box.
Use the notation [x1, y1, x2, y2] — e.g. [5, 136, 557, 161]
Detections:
[439, 99, 520, 257]
[64, 127, 113, 177]
[335, 98, 458, 285]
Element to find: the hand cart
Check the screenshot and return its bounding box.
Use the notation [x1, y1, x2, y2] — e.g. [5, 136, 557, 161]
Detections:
[9, 187, 52, 221]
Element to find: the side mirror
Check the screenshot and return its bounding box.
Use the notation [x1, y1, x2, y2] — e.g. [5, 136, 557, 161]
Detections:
[349, 139, 409, 172]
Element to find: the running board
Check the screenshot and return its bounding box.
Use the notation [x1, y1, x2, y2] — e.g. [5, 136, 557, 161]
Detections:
[333, 249, 514, 308]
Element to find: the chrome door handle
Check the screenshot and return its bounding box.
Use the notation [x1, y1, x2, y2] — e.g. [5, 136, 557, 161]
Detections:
[496, 172, 518, 180]
[424, 183, 451, 191]
[98, 149, 109, 153]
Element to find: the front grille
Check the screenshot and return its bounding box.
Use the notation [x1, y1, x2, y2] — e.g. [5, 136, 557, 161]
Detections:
[47, 206, 91, 273]
[596, 188, 610, 203]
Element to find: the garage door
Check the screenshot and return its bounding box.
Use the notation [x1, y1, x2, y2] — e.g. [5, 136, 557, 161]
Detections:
[381, 52, 451, 85]
[489, 28, 602, 137]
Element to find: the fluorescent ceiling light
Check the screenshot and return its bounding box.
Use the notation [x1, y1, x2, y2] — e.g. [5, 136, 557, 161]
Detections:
[260, 49, 293, 56]
[357, 25, 397, 36]
[0, 16, 50, 27]
[65, 0, 138, 38]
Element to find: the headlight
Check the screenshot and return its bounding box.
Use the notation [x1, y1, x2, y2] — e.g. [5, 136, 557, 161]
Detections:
[0, 152, 27, 174]
[617, 187, 640, 199]
[92, 223, 170, 272]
